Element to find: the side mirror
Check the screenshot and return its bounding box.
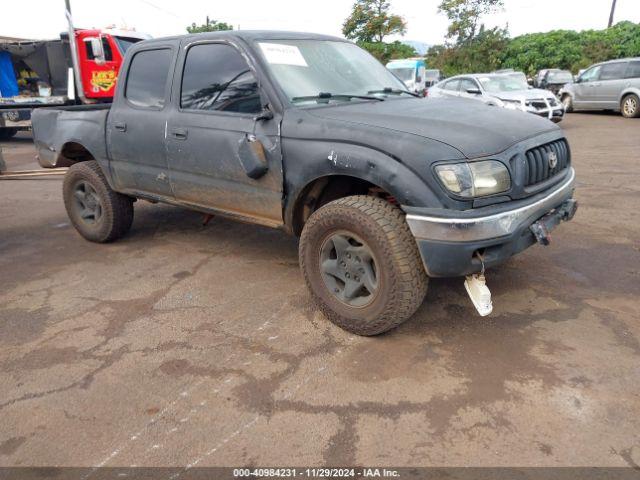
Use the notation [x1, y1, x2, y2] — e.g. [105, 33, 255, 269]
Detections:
[87, 37, 106, 65]
[253, 107, 274, 122]
[466, 88, 482, 95]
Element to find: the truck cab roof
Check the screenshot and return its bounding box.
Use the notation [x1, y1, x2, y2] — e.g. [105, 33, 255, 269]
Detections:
[139, 30, 347, 47]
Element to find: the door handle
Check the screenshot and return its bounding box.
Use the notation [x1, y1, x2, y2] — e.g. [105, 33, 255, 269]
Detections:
[171, 128, 188, 140]
[114, 122, 127, 132]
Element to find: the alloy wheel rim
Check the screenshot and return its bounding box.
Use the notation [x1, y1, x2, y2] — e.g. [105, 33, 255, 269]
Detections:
[624, 97, 637, 116]
[319, 231, 379, 308]
[73, 181, 103, 225]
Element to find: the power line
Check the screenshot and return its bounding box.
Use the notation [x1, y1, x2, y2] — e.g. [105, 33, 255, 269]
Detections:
[134, 0, 182, 19]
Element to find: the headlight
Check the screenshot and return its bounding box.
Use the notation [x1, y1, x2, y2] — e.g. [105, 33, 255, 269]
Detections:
[501, 99, 522, 110]
[435, 161, 511, 198]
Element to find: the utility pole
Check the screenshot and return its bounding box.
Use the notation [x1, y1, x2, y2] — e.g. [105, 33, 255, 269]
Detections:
[64, 0, 88, 103]
[608, 0, 617, 28]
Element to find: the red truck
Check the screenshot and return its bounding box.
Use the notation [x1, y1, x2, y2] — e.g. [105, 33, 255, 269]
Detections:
[0, 11, 148, 139]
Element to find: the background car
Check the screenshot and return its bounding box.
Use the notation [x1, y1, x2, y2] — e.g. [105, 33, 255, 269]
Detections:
[429, 72, 565, 122]
[559, 57, 640, 118]
[537, 69, 574, 96]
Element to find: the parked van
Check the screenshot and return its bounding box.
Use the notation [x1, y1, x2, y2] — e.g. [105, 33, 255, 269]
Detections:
[559, 57, 640, 118]
[386, 58, 427, 96]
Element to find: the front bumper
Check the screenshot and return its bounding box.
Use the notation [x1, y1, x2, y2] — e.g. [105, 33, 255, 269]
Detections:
[404, 168, 577, 277]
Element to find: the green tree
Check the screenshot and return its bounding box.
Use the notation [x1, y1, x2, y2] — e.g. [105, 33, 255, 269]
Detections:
[500, 22, 640, 75]
[438, 0, 504, 45]
[342, 0, 407, 43]
[359, 41, 416, 63]
[187, 16, 233, 33]
[426, 26, 508, 76]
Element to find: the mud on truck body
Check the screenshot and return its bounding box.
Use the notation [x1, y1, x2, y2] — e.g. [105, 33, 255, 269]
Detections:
[32, 31, 578, 335]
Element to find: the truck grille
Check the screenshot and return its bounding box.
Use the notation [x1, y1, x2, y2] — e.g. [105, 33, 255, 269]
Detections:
[524, 139, 570, 186]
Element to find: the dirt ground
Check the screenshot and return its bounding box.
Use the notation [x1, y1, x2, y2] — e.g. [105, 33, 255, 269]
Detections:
[1, 113, 639, 469]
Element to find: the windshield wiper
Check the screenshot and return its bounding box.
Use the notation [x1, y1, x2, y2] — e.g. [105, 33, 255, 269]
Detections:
[291, 92, 385, 103]
[368, 87, 421, 97]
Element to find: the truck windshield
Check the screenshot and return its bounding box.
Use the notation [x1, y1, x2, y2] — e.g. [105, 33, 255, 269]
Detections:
[256, 40, 408, 104]
[425, 69, 440, 79]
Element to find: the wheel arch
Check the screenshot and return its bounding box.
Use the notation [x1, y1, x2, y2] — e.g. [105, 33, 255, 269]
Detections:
[619, 88, 640, 105]
[282, 141, 447, 236]
[288, 174, 391, 236]
[56, 141, 97, 167]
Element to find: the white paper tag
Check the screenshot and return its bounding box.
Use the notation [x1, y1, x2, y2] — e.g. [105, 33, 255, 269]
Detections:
[259, 43, 308, 67]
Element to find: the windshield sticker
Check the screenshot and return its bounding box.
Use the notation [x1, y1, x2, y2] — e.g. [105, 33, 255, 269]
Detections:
[259, 43, 308, 67]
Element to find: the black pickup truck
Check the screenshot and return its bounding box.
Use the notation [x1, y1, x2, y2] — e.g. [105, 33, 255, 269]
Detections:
[32, 31, 577, 335]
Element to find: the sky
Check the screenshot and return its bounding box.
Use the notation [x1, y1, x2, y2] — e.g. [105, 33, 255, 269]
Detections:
[2, 0, 639, 45]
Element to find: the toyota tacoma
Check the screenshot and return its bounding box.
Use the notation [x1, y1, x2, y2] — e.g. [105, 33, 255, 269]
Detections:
[32, 31, 578, 335]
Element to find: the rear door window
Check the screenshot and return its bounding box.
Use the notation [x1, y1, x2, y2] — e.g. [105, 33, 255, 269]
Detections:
[125, 48, 172, 109]
[599, 62, 627, 81]
[180, 43, 261, 114]
[625, 61, 640, 79]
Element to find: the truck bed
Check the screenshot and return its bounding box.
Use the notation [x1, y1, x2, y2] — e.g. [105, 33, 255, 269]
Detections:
[32, 105, 111, 168]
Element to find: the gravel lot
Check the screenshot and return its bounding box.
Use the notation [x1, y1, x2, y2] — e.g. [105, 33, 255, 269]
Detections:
[1, 113, 639, 469]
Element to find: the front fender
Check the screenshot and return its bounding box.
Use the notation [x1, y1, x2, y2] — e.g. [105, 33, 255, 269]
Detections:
[282, 138, 448, 229]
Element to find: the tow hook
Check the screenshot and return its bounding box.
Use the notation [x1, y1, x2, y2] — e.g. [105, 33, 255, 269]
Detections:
[530, 222, 551, 246]
[465, 252, 493, 316]
[530, 198, 578, 246]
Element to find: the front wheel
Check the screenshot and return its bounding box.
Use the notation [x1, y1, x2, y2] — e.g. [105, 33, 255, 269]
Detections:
[299, 196, 428, 336]
[63, 161, 134, 243]
[621, 94, 640, 118]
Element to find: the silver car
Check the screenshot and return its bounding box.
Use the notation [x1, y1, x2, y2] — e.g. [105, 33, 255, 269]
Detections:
[429, 73, 565, 122]
[559, 57, 640, 118]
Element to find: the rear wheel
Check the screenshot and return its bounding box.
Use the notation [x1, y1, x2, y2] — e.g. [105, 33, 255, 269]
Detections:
[621, 94, 640, 118]
[63, 161, 134, 243]
[0, 128, 18, 140]
[299, 195, 428, 336]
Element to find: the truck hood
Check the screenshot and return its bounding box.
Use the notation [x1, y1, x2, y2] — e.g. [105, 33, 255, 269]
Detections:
[307, 97, 558, 158]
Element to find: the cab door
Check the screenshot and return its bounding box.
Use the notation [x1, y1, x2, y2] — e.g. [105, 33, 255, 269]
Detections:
[107, 45, 176, 197]
[573, 65, 601, 108]
[78, 34, 120, 100]
[165, 40, 284, 226]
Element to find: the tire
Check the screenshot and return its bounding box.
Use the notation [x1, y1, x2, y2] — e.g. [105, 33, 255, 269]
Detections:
[621, 94, 640, 118]
[561, 95, 573, 113]
[0, 128, 18, 140]
[299, 195, 428, 336]
[63, 161, 134, 243]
